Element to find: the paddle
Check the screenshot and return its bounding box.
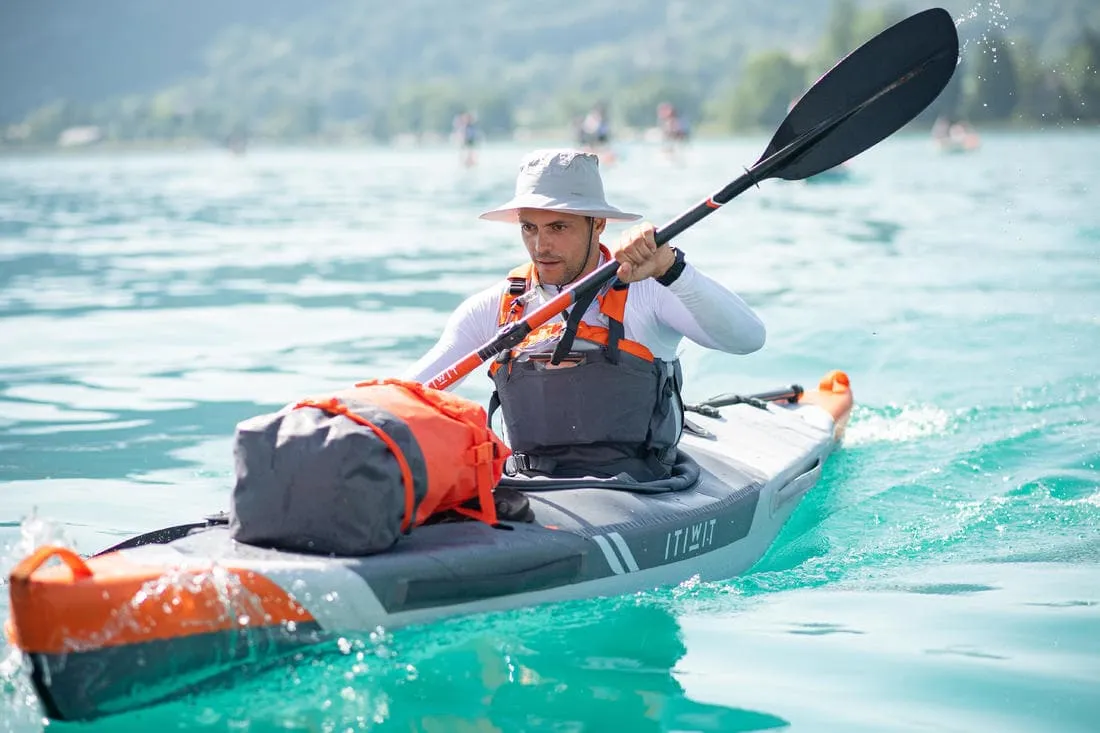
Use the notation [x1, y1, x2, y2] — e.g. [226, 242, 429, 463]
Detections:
[93, 513, 228, 557]
[426, 7, 958, 390]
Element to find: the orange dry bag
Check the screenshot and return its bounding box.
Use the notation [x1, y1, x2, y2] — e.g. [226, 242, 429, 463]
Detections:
[229, 378, 509, 556]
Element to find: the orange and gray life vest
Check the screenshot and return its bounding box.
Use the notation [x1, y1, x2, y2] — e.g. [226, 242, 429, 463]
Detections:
[488, 246, 684, 482]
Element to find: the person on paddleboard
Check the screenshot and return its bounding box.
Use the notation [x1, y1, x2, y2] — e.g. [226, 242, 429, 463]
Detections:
[453, 111, 480, 167]
[404, 149, 765, 482]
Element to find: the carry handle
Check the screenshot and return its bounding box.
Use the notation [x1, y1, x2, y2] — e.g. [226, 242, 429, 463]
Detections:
[10, 545, 93, 583]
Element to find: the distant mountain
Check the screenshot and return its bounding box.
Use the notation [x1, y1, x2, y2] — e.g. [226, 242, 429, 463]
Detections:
[2, 0, 1096, 129]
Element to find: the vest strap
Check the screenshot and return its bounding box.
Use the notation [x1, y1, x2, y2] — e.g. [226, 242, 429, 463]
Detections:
[550, 285, 601, 365]
[606, 314, 623, 364]
[507, 452, 558, 476]
[486, 389, 502, 427]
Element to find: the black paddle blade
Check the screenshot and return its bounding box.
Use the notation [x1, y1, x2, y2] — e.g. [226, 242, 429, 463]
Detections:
[760, 7, 960, 180]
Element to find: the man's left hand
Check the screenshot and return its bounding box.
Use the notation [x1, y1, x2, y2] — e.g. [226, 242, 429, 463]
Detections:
[612, 223, 676, 284]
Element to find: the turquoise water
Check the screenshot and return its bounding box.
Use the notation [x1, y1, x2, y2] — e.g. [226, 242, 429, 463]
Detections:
[1, 133, 1098, 731]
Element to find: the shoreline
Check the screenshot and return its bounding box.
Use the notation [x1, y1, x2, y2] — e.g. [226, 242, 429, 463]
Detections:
[1, 125, 1094, 158]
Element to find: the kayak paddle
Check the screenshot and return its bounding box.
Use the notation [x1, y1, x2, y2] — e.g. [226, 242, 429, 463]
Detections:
[443, 7, 958, 390]
[93, 513, 228, 556]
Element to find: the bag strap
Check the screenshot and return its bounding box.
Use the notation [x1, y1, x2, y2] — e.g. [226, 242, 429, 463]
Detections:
[355, 379, 502, 526]
[452, 441, 500, 525]
[294, 397, 418, 533]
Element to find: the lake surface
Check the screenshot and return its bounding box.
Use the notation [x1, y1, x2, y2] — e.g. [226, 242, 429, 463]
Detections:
[2, 131, 1098, 731]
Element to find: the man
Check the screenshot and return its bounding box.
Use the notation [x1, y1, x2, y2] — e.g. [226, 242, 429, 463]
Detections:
[403, 149, 764, 482]
[452, 111, 479, 167]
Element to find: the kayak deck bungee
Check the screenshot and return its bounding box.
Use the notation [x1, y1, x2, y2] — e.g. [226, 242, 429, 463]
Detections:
[6, 370, 852, 721]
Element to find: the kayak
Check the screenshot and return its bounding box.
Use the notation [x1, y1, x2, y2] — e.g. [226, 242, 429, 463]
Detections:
[6, 370, 853, 721]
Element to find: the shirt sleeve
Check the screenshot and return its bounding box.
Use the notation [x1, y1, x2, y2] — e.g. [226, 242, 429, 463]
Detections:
[400, 282, 502, 388]
[647, 262, 766, 355]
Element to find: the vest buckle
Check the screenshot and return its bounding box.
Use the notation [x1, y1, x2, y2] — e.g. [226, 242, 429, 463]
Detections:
[507, 277, 527, 296]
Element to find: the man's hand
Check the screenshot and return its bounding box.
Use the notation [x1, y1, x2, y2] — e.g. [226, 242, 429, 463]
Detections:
[612, 223, 676, 284]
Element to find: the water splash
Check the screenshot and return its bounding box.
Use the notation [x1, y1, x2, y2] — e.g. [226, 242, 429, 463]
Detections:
[0, 513, 75, 728]
[3, 510, 74, 568]
[0, 649, 45, 733]
[844, 404, 953, 445]
[954, 0, 1012, 60]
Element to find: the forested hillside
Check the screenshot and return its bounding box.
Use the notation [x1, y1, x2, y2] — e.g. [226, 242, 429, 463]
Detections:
[2, 0, 1098, 146]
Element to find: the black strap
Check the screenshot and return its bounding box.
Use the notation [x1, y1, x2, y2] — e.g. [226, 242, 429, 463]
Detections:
[550, 285, 600, 365]
[507, 452, 558, 476]
[487, 390, 502, 427]
[606, 315, 623, 364]
[684, 394, 769, 417]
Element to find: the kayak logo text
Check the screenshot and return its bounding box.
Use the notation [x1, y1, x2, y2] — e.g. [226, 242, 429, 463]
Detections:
[664, 518, 717, 560]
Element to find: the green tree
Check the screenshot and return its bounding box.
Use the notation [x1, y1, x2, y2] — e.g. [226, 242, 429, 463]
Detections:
[263, 100, 323, 138]
[388, 83, 464, 137]
[708, 51, 807, 132]
[22, 100, 84, 143]
[616, 75, 701, 129]
[469, 90, 515, 137]
[854, 1, 908, 41]
[808, 0, 859, 79]
[1062, 28, 1100, 122]
[1010, 38, 1067, 125]
[961, 32, 1020, 122]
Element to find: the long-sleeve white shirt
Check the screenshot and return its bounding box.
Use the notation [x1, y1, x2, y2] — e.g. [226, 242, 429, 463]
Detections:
[403, 253, 765, 387]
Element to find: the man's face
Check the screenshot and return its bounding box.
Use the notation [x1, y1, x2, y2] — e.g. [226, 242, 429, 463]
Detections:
[518, 209, 606, 286]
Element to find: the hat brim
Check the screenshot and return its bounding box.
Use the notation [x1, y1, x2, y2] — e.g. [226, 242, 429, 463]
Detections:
[479, 193, 641, 223]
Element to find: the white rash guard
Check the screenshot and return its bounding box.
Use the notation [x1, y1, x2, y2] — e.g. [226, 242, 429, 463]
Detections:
[402, 253, 766, 387]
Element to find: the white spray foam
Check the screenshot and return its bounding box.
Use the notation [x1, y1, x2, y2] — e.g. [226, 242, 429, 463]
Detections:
[845, 405, 953, 446]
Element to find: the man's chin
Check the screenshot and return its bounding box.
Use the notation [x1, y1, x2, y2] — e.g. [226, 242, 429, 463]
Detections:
[536, 265, 569, 286]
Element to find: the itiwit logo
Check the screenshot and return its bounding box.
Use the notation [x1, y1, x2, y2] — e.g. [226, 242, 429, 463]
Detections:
[664, 519, 717, 560]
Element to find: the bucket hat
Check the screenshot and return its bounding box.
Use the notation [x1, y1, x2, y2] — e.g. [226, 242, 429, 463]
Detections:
[480, 149, 641, 223]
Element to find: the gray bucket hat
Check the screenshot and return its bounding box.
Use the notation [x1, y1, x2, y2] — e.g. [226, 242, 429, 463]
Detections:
[480, 149, 642, 223]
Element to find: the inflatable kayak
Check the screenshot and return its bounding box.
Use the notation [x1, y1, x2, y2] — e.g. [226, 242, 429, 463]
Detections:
[6, 370, 853, 721]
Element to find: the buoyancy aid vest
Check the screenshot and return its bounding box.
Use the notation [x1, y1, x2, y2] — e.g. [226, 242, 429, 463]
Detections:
[488, 245, 684, 482]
